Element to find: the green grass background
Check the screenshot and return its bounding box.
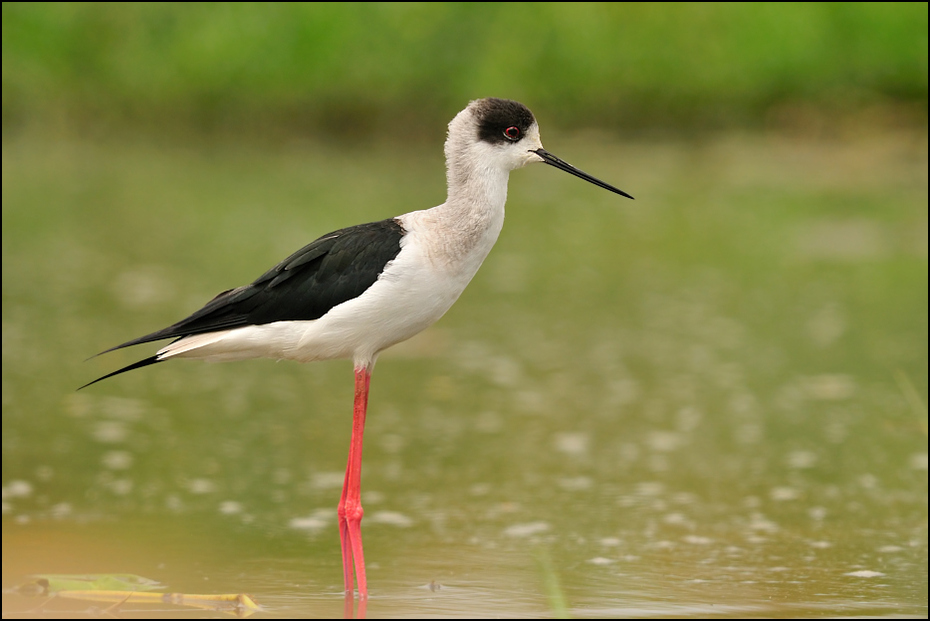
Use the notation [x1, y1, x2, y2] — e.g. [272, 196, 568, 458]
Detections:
[3, 2, 927, 136]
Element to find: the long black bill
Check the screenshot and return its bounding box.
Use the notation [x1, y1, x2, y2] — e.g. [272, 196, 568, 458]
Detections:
[532, 148, 634, 199]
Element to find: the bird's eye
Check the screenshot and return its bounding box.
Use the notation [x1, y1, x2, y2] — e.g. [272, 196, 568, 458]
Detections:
[503, 126, 521, 141]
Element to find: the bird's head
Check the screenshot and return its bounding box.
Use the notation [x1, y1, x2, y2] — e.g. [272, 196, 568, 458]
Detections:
[445, 98, 633, 198]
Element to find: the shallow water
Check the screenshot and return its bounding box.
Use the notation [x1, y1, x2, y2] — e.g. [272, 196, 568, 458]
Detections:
[2, 128, 927, 617]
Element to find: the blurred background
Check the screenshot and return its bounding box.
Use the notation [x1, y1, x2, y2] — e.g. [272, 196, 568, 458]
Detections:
[3, 2, 927, 137]
[3, 3, 927, 618]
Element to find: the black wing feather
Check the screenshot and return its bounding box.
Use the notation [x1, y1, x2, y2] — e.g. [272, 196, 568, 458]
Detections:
[79, 355, 162, 390]
[100, 218, 406, 354]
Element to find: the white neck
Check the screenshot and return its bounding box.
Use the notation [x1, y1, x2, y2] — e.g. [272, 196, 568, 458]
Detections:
[400, 105, 541, 273]
[430, 154, 507, 264]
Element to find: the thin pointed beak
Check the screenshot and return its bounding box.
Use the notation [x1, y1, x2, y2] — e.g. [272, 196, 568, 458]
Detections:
[531, 148, 634, 199]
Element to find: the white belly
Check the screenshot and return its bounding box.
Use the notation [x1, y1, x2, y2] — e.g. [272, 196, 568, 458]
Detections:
[157, 209, 502, 368]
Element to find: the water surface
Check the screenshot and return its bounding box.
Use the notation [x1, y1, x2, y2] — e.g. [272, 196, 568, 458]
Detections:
[3, 128, 927, 617]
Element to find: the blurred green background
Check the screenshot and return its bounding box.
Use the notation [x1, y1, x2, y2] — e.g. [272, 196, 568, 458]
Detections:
[3, 2, 927, 137]
[3, 3, 927, 618]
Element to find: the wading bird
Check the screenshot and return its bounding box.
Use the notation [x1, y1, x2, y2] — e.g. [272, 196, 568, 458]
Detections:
[83, 98, 632, 609]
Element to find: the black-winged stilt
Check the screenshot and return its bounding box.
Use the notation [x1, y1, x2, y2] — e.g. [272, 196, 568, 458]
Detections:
[83, 98, 632, 606]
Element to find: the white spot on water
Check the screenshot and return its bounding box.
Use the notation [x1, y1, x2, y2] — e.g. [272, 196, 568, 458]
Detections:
[683, 535, 712, 545]
[787, 450, 817, 469]
[368, 511, 413, 527]
[102, 450, 133, 470]
[648, 431, 683, 452]
[845, 570, 885, 578]
[165, 494, 184, 512]
[219, 501, 243, 515]
[663, 513, 691, 526]
[92, 421, 128, 443]
[553, 432, 589, 456]
[289, 508, 333, 531]
[770, 487, 800, 501]
[807, 303, 847, 347]
[51, 502, 72, 518]
[858, 474, 878, 489]
[504, 521, 550, 537]
[636, 482, 665, 496]
[2, 480, 33, 499]
[800, 374, 856, 400]
[809, 506, 828, 520]
[108, 479, 133, 495]
[362, 491, 385, 505]
[187, 479, 216, 494]
[910, 452, 928, 471]
[748, 514, 779, 532]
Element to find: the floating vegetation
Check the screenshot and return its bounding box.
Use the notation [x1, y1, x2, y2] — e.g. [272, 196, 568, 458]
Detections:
[11, 574, 261, 617]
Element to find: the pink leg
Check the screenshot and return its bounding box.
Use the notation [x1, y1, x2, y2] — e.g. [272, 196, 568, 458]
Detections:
[338, 365, 371, 603]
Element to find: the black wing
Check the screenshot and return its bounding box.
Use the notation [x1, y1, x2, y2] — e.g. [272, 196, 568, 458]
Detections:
[101, 218, 406, 354]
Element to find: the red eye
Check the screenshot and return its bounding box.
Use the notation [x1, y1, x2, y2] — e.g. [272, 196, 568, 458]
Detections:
[504, 126, 521, 140]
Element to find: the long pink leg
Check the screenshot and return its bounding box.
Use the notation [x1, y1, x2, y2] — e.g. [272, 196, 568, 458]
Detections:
[338, 365, 371, 603]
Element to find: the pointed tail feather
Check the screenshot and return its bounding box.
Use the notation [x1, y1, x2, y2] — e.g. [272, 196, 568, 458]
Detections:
[79, 355, 162, 390]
